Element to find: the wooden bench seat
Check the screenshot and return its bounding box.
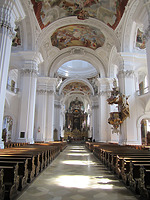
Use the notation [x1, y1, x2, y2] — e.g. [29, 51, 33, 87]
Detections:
[0, 154, 36, 183]
[0, 164, 19, 200]
[0, 159, 28, 191]
[128, 163, 150, 195]
[0, 142, 66, 200]
[0, 169, 5, 200]
[139, 167, 150, 199]
[116, 156, 150, 177]
[121, 160, 150, 185]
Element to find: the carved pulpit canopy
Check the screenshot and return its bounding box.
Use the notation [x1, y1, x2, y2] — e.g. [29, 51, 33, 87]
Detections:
[107, 79, 130, 133]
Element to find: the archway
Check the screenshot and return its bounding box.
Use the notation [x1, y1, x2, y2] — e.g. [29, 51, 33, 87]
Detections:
[141, 118, 150, 145]
[56, 59, 96, 142]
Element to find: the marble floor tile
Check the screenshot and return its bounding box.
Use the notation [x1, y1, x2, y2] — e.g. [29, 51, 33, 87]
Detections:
[16, 144, 139, 200]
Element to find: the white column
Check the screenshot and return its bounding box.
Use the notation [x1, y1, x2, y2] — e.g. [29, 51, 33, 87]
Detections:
[97, 78, 111, 142]
[17, 52, 43, 143]
[60, 103, 65, 139]
[18, 63, 37, 143]
[35, 79, 47, 142]
[54, 98, 61, 140]
[118, 68, 139, 144]
[91, 96, 99, 141]
[0, 0, 25, 148]
[45, 78, 57, 142]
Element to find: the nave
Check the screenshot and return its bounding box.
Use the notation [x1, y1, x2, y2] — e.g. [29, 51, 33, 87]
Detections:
[17, 145, 138, 200]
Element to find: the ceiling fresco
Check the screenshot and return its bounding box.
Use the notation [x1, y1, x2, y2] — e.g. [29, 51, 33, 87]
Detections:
[62, 82, 91, 95]
[31, 0, 128, 29]
[51, 24, 105, 50]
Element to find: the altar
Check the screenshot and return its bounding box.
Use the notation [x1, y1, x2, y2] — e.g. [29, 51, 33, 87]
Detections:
[64, 97, 88, 140]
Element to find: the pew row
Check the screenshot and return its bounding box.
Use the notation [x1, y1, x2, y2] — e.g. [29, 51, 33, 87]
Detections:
[0, 141, 67, 200]
[86, 142, 150, 200]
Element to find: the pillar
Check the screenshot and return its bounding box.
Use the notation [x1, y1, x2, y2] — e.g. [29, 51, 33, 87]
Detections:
[45, 78, 57, 142]
[118, 66, 139, 144]
[17, 52, 43, 144]
[0, 0, 25, 148]
[35, 77, 48, 142]
[54, 97, 61, 140]
[91, 96, 99, 141]
[97, 78, 111, 142]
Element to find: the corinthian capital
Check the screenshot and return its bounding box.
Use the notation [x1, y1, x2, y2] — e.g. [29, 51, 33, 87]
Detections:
[117, 70, 135, 78]
[0, 0, 25, 38]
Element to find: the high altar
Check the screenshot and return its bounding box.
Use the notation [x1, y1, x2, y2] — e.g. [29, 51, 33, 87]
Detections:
[64, 97, 88, 140]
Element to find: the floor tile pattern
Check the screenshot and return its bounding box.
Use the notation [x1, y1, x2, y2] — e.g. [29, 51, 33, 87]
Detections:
[16, 144, 139, 200]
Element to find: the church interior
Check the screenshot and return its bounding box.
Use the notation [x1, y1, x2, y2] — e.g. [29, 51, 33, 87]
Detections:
[1, 0, 150, 199]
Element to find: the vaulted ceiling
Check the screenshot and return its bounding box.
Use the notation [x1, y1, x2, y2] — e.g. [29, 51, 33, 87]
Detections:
[31, 0, 128, 30]
[29, 0, 129, 107]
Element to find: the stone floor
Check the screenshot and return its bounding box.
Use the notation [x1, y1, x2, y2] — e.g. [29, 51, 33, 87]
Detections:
[16, 144, 139, 200]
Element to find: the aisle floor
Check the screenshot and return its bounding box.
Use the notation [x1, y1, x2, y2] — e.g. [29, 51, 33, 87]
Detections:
[17, 144, 139, 200]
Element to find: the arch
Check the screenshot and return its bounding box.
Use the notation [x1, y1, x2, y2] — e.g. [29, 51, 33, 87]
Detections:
[63, 92, 91, 107]
[18, 1, 41, 51]
[38, 16, 120, 52]
[107, 46, 119, 78]
[137, 113, 150, 145]
[59, 78, 95, 96]
[48, 49, 106, 78]
[120, 0, 148, 52]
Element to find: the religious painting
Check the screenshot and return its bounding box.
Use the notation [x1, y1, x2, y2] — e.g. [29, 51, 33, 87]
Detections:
[51, 24, 105, 50]
[62, 82, 91, 95]
[136, 29, 146, 50]
[12, 27, 21, 47]
[31, 0, 128, 29]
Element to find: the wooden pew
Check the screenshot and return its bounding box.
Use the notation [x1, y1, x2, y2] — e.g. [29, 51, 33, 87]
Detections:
[0, 142, 66, 200]
[0, 169, 5, 200]
[139, 167, 150, 200]
[0, 164, 19, 200]
[128, 163, 150, 194]
[116, 156, 150, 178]
[0, 159, 28, 191]
[0, 154, 36, 183]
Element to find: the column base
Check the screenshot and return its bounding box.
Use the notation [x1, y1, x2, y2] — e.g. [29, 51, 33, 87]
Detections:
[45, 138, 54, 142]
[27, 138, 34, 144]
[0, 141, 4, 149]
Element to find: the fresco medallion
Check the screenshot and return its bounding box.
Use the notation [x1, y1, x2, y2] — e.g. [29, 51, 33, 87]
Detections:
[51, 24, 105, 50]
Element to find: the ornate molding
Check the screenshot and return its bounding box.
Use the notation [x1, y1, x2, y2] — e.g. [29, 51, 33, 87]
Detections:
[92, 105, 99, 109]
[117, 70, 135, 78]
[55, 104, 61, 109]
[21, 68, 38, 76]
[99, 91, 110, 97]
[70, 48, 85, 55]
[0, 7, 16, 39]
[47, 90, 54, 95]
[37, 89, 47, 94]
[0, 0, 25, 39]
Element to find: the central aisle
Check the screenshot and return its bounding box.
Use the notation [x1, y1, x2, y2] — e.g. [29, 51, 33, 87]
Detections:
[17, 144, 138, 200]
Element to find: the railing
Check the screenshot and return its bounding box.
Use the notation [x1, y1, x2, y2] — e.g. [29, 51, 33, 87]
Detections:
[6, 84, 19, 94]
[136, 86, 150, 96]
